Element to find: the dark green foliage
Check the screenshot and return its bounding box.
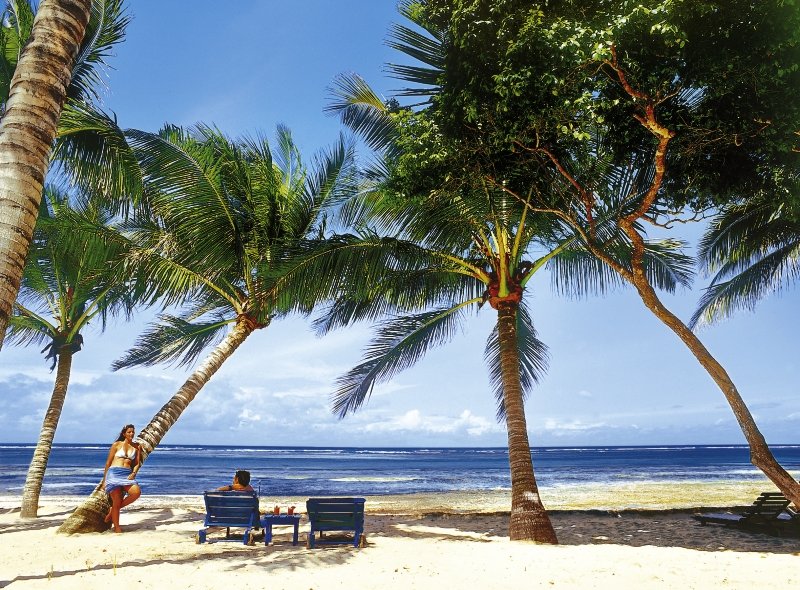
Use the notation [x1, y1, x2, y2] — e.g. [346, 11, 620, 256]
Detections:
[414, 0, 800, 209]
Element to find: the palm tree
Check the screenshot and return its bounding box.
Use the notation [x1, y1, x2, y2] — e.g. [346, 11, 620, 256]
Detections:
[7, 186, 136, 518]
[323, 72, 692, 542]
[367, 1, 800, 506]
[0, 0, 93, 345]
[691, 193, 800, 328]
[57, 123, 357, 533]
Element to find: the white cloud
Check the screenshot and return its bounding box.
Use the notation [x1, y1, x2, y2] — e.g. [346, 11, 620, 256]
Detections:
[236, 408, 262, 427]
[360, 408, 499, 438]
[543, 418, 607, 433]
[577, 390, 593, 398]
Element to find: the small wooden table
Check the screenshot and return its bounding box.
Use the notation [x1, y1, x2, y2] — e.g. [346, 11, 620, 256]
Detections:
[260, 513, 302, 545]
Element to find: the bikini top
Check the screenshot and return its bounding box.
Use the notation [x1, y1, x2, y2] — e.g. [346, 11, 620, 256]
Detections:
[114, 445, 136, 460]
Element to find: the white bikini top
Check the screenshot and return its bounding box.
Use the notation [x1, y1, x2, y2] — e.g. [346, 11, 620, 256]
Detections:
[115, 446, 136, 460]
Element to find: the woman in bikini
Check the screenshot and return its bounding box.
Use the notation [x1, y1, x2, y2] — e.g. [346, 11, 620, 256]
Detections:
[101, 424, 142, 533]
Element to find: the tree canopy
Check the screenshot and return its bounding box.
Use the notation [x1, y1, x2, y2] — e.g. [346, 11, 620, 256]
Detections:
[411, 0, 800, 209]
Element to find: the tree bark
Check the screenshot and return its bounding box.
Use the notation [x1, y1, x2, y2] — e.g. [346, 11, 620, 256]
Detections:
[0, 0, 91, 348]
[496, 302, 558, 543]
[626, 264, 800, 507]
[20, 346, 73, 517]
[57, 319, 255, 534]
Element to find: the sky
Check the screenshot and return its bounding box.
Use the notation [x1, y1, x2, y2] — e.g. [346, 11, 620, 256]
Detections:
[0, 1, 798, 448]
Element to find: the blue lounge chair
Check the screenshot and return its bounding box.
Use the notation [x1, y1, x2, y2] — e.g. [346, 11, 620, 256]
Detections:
[197, 491, 260, 545]
[306, 497, 366, 548]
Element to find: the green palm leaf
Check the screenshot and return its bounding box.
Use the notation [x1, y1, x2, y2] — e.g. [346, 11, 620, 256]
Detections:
[52, 101, 143, 210]
[332, 305, 472, 417]
[484, 303, 549, 421]
[691, 241, 800, 328]
[112, 313, 233, 370]
[68, 0, 130, 102]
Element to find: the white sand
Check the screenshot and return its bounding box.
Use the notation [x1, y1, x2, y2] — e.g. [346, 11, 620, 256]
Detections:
[1, 486, 798, 589]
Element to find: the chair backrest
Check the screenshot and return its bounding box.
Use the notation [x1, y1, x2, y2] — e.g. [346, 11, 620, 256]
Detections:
[743, 492, 791, 519]
[306, 497, 365, 530]
[203, 491, 259, 527]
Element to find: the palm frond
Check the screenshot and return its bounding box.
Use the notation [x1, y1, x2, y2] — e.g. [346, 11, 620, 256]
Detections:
[332, 305, 468, 417]
[68, 0, 130, 102]
[325, 73, 399, 155]
[52, 100, 143, 211]
[0, 0, 34, 103]
[125, 127, 242, 275]
[386, 2, 445, 96]
[6, 307, 55, 348]
[547, 247, 625, 297]
[640, 239, 695, 292]
[484, 303, 549, 421]
[691, 240, 800, 328]
[112, 314, 234, 370]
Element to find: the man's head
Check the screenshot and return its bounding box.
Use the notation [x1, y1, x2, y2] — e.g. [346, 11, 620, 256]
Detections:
[234, 470, 251, 486]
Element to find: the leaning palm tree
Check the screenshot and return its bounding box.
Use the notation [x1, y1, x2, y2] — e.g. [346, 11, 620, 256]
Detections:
[58, 123, 357, 533]
[0, 0, 133, 344]
[691, 192, 800, 328]
[7, 186, 136, 517]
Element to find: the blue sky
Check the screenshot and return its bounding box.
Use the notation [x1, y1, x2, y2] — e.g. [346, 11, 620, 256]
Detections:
[1, 0, 798, 448]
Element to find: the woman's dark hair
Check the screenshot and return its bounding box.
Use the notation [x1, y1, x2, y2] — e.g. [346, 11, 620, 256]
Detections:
[116, 424, 136, 442]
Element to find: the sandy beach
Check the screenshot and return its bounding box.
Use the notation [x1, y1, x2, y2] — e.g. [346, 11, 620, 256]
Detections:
[1, 483, 798, 589]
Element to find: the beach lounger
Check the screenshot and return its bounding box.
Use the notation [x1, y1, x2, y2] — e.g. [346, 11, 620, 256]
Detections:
[693, 491, 793, 533]
[306, 497, 366, 548]
[196, 491, 260, 545]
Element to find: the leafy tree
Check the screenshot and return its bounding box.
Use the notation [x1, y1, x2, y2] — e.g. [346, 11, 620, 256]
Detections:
[58, 124, 357, 533]
[324, 74, 692, 542]
[8, 187, 136, 517]
[388, 1, 800, 503]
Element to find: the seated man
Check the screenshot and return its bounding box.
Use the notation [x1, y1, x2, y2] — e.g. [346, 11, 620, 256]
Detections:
[217, 469, 255, 492]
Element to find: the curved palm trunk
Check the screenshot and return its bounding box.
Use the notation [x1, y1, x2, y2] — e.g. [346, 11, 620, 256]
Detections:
[20, 347, 73, 517]
[627, 268, 800, 506]
[496, 302, 558, 543]
[57, 320, 256, 534]
[0, 0, 91, 347]
[586, 216, 800, 506]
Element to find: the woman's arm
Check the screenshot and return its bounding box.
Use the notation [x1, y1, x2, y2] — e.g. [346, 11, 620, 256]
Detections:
[101, 443, 118, 483]
[129, 446, 141, 479]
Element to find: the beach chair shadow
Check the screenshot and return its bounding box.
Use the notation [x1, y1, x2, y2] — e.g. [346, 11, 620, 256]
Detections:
[306, 497, 366, 548]
[196, 491, 260, 545]
[693, 491, 798, 536]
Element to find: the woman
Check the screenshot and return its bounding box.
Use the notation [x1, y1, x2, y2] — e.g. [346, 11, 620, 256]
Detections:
[101, 424, 142, 533]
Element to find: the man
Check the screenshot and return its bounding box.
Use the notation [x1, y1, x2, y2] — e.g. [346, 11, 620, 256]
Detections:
[216, 469, 255, 492]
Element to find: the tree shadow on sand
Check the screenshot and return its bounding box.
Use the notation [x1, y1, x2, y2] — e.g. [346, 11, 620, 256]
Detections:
[368, 511, 800, 554]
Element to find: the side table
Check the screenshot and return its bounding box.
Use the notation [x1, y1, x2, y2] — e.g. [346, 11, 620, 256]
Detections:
[260, 513, 302, 546]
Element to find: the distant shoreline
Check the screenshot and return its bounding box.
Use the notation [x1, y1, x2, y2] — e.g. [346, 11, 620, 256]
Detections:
[0, 480, 782, 514]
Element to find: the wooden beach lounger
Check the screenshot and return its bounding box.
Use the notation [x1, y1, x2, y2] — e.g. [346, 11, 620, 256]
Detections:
[306, 497, 366, 548]
[196, 491, 260, 545]
[693, 491, 795, 535]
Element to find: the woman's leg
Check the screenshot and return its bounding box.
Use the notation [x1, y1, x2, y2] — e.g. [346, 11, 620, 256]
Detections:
[120, 484, 141, 509]
[108, 488, 123, 533]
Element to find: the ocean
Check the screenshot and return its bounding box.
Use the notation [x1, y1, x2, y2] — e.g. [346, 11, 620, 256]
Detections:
[1, 444, 799, 497]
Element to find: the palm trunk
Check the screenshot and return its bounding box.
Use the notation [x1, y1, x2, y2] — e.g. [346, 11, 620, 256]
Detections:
[0, 0, 91, 348]
[496, 302, 558, 543]
[57, 319, 255, 534]
[20, 347, 73, 517]
[627, 269, 800, 506]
